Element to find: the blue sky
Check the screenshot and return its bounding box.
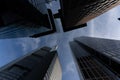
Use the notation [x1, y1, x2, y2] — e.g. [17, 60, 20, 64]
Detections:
[0, 1, 120, 80]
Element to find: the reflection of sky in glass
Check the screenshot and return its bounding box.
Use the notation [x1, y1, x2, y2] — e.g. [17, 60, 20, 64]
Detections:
[0, 23, 49, 39]
[0, 1, 120, 80]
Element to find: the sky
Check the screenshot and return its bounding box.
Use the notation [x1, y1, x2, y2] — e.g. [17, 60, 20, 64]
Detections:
[0, 1, 120, 80]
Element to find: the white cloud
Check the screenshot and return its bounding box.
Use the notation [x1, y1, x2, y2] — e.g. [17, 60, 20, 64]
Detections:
[16, 38, 41, 53]
[65, 61, 75, 73]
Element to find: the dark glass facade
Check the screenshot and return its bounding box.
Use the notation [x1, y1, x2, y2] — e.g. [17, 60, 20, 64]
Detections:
[70, 37, 120, 79]
[0, 0, 56, 39]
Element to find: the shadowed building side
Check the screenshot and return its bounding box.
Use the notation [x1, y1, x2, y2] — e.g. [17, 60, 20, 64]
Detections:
[0, 0, 56, 39]
[69, 37, 120, 80]
[60, 0, 120, 27]
[0, 47, 62, 80]
[0, 0, 49, 27]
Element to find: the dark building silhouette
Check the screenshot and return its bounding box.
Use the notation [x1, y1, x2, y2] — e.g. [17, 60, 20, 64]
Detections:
[0, 0, 56, 39]
[1, 0, 120, 38]
[60, 0, 120, 31]
[0, 0, 48, 26]
[70, 36, 120, 80]
[0, 47, 62, 80]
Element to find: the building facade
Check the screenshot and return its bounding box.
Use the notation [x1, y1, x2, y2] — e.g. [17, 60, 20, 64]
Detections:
[70, 36, 120, 80]
[60, 0, 120, 28]
[0, 47, 62, 80]
[0, 0, 56, 39]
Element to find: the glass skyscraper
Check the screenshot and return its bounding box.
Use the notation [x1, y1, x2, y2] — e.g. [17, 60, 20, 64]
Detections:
[70, 36, 120, 80]
[0, 0, 56, 39]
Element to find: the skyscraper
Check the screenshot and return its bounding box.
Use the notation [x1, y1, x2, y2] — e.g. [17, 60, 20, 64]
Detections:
[70, 36, 120, 80]
[1, 0, 120, 38]
[0, 47, 62, 80]
[0, 0, 56, 39]
[60, 0, 120, 31]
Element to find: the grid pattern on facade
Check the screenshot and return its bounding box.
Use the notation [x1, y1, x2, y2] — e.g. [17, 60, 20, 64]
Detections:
[78, 56, 115, 80]
[75, 37, 120, 77]
[75, 37, 120, 56]
[76, 0, 120, 25]
[61, 0, 120, 26]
